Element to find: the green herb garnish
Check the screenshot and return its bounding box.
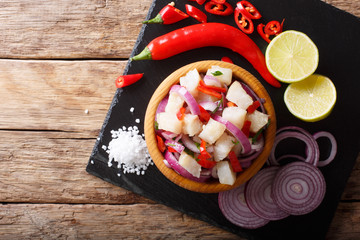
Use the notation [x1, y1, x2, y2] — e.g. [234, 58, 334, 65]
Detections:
[212, 70, 223, 76]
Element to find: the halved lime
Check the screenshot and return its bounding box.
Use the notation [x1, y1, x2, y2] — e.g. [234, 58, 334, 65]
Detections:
[265, 30, 319, 83]
[284, 74, 336, 122]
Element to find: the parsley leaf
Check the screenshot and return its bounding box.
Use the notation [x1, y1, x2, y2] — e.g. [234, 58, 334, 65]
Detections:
[212, 71, 223, 76]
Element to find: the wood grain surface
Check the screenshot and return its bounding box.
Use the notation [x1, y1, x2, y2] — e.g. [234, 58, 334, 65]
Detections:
[0, 0, 359, 239]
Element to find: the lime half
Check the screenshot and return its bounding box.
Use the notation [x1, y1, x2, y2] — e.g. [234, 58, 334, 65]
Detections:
[266, 30, 319, 83]
[284, 74, 336, 122]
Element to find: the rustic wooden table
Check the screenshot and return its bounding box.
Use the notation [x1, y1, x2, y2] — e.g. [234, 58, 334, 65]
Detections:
[0, 0, 359, 239]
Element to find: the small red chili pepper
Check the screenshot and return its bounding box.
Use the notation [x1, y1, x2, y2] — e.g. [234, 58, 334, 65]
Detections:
[143, 3, 189, 24]
[197, 85, 223, 99]
[197, 139, 216, 168]
[156, 135, 166, 153]
[246, 100, 261, 114]
[185, 4, 207, 23]
[241, 120, 252, 137]
[264, 20, 282, 35]
[188, 0, 206, 5]
[205, 1, 233, 16]
[236, 1, 262, 19]
[115, 73, 144, 88]
[198, 105, 211, 123]
[176, 107, 186, 120]
[257, 23, 271, 43]
[227, 101, 237, 107]
[199, 80, 227, 93]
[228, 151, 243, 172]
[167, 146, 178, 153]
[131, 23, 281, 88]
[234, 8, 254, 34]
[221, 56, 233, 63]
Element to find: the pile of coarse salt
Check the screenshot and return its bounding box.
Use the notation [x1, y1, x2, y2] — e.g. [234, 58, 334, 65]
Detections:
[103, 126, 153, 175]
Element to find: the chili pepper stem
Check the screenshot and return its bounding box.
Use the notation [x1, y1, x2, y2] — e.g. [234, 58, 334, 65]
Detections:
[131, 47, 152, 61]
[142, 14, 163, 24]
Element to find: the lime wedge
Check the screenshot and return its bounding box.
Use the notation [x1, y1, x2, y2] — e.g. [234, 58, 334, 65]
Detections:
[284, 74, 336, 122]
[265, 30, 319, 83]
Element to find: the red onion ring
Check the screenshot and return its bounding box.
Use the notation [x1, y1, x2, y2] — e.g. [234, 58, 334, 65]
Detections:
[212, 115, 251, 154]
[240, 82, 265, 113]
[245, 167, 289, 220]
[170, 85, 200, 115]
[272, 161, 326, 215]
[218, 184, 269, 229]
[164, 151, 210, 182]
[181, 135, 200, 154]
[269, 126, 320, 167]
[165, 139, 185, 153]
[313, 131, 337, 167]
[155, 95, 168, 121]
[204, 74, 222, 87]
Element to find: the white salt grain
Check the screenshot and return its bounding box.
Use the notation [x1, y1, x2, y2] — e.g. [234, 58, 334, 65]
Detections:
[135, 119, 140, 123]
[130, 107, 134, 113]
[104, 126, 152, 175]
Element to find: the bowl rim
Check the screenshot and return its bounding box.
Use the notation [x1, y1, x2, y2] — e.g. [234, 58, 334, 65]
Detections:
[144, 60, 276, 193]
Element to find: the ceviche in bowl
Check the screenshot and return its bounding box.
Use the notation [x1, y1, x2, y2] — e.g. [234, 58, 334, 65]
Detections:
[144, 60, 276, 193]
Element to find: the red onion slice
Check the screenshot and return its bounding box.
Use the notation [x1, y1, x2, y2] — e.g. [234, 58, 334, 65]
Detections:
[219, 184, 269, 229]
[165, 139, 185, 153]
[269, 126, 320, 167]
[161, 131, 179, 140]
[240, 82, 265, 113]
[212, 115, 251, 154]
[204, 74, 222, 87]
[155, 95, 169, 121]
[164, 151, 210, 183]
[181, 135, 200, 154]
[272, 161, 326, 215]
[170, 85, 200, 115]
[245, 167, 290, 220]
[199, 101, 218, 112]
[313, 131, 337, 167]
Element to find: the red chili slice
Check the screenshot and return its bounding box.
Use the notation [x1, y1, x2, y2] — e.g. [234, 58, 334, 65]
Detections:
[234, 8, 254, 34]
[264, 20, 282, 35]
[156, 135, 166, 153]
[257, 23, 271, 43]
[247, 100, 261, 114]
[205, 1, 234, 16]
[185, 4, 207, 23]
[228, 151, 243, 172]
[241, 120, 252, 137]
[236, 0, 262, 19]
[198, 105, 211, 122]
[143, 3, 189, 24]
[221, 56, 233, 63]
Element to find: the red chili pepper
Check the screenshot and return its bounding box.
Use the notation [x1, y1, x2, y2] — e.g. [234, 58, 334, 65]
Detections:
[221, 56, 233, 63]
[143, 3, 189, 24]
[199, 79, 227, 93]
[198, 105, 211, 122]
[115, 73, 144, 88]
[197, 85, 223, 99]
[257, 23, 271, 43]
[188, 0, 206, 5]
[234, 8, 254, 34]
[227, 101, 237, 107]
[131, 23, 281, 88]
[197, 139, 216, 168]
[264, 20, 282, 35]
[236, 1, 262, 19]
[228, 151, 243, 172]
[241, 120, 252, 137]
[211, 0, 226, 4]
[205, 1, 233, 16]
[167, 146, 178, 153]
[185, 4, 207, 23]
[156, 135, 166, 153]
[246, 100, 261, 114]
[176, 107, 186, 120]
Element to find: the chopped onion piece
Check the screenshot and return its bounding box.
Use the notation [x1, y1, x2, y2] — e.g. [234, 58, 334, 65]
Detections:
[204, 74, 222, 87]
[272, 161, 326, 215]
[170, 85, 200, 115]
[181, 135, 200, 154]
[165, 139, 185, 153]
[219, 184, 269, 229]
[212, 115, 251, 154]
[199, 101, 218, 112]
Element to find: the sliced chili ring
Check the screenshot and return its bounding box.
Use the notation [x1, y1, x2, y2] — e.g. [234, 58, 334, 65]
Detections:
[234, 8, 254, 34]
[204, 1, 234, 16]
[236, 0, 262, 20]
[257, 23, 271, 43]
[264, 20, 282, 35]
[211, 0, 226, 4]
[185, 4, 207, 23]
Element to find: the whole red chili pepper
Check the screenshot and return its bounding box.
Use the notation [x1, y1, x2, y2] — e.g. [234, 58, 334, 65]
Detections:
[234, 8, 254, 34]
[143, 3, 189, 24]
[185, 4, 207, 23]
[236, 1, 262, 19]
[115, 73, 144, 88]
[204, 1, 233, 16]
[131, 23, 281, 88]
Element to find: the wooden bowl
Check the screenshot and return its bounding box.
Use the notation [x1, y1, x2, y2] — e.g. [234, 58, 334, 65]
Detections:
[144, 60, 276, 193]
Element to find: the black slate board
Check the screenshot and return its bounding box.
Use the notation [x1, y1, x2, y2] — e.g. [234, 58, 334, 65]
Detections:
[86, 0, 360, 239]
